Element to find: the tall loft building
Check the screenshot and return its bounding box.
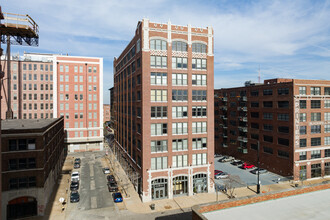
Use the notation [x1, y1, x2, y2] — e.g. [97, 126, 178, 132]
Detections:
[103, 104, 111, 123]
[214, 78, 330, 181]
[1, 53, 104, 152]
[113, 19, 214, 202]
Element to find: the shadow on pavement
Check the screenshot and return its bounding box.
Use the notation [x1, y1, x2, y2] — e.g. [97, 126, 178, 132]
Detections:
[155, 211, 192, 220]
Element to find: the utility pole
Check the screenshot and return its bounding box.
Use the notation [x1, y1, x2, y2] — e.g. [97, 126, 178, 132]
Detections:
[257, 141, 260, 194]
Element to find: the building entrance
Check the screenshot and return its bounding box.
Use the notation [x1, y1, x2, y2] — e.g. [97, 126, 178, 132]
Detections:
[173, 176, 188, 197]
[7, 196, 37, 219]
[193, 173, 207, 193]
[151, 178, 168, 200]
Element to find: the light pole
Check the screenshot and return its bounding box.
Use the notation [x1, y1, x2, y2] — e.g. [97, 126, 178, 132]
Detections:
[257, 141, 260, 194]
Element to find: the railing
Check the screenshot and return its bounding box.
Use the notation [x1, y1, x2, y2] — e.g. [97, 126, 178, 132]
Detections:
[3, 12, 39, 35]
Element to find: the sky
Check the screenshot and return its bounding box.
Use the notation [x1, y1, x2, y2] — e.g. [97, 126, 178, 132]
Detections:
[2, 0, 330, 104]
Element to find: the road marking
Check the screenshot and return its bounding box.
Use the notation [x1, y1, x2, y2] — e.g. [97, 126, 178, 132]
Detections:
[90, 163, 94, 177]
[90, 180, 95, 190]
[91, 196, 97, 209]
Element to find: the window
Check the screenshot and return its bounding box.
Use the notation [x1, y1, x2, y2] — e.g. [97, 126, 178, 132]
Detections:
[300, 113, 307, 122]
[311, 125, 321, 134]
[278, 126, 289, 133]
[192, 74, 207, 86]
[151, 72, 167, 85]
[192, 153, 207, 165]
[192, 137, 207, 150]
[150, 56, 167, 68]
[311, 100, 321, 109]
[299, 86, 306, 95]
[325, 149, 330, 157]
[65, 65, 69, 72]
[172, 57, 187, 69]
[172, 73, 187, 85]
[325, 125, 330, 133]
[278, 138, 289, 146]
[263, 113, 273, 120]
[151, 106, 167, 118]
[251, 123, 259, 129]
[325, 100, 330, 108]
[278, 150, 289, 158]
[300, 100, 306, 109]
[192, 58, 207, 70]
[300, 139, 307, 147]
[172, 155, 188, 168]
[311, 87, 321, 95]
[150, 39, 167, 50]
[151, 90, 167, 102]
[151, 123, 167, 136]
[278, 113, 289, 121]
[192, 43, 207, 53]
[311, 150, 321, 159]
[172, 122, 188, 135]
[251, 112, 259, 118]
[192, 90, 207, 101]
[311, 163, 321, 178]
[264, 135, 273, 143]
[325, 87, 330, 95]
[172, 106, 188, 118]
[172, 41, 187, 51]
[263, 89, 273, 95]
[172, 139, 188, 151]
[325, 137, 330, 145]
[151, 140, 167, 153]
[325, 113, 330, 121]
[278, 88, 289, 95]
[263, 146, 273, 154]
[311, 137, 321, 146]
[263, 124, 273, 131]
[278, 101, 289, 108]
[263, 101, 273, 108]
[151, 157, 167, 170]
[192, 106, 207, 117]
[299, 152, 307, 160]
[251, 90, 259, 96]
[192, 122, 207, 133]
[300, 126, 307, 135]
[172, 90, 188, 101]
[251, 102, 259, 107]
[311, 112, 321, 121]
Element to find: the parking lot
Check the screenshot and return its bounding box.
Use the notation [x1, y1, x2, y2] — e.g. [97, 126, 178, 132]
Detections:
[213, 156, 288, 188]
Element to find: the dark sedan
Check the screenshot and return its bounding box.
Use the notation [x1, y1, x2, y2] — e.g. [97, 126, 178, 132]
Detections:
[70, 181, 79, 191]
[70, 191, 80, 203]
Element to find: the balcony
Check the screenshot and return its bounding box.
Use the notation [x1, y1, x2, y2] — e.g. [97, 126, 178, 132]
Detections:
[239, 117, 248, 122]
[222, 97, 228, 101]
[221, 116, 227, 120]
[237, 107, 247, 111]
[239, 96, 247, 102]
[223, 133, 228, 138]
[221, 106, 228, 111]
[238, 127, 248, 132]
[237, 136, 248, 142]
[223, 143, 228, 148]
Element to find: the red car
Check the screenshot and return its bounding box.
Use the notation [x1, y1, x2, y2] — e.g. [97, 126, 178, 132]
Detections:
[242, 162, 255, 169]
[214, 170, 223, 175]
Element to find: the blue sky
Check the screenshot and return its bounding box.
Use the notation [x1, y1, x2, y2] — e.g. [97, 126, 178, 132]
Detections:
[2, 0, 330, 104]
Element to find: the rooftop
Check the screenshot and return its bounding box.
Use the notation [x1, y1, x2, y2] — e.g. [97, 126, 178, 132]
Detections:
[1, 118, 59, 131]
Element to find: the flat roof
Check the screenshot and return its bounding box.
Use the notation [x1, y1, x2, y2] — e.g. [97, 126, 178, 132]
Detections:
[1, 118, 59, 130]
[203, 188, 330, 220]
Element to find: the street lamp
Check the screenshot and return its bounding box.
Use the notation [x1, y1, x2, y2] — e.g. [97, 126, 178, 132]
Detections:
[257, 141, 260, 194]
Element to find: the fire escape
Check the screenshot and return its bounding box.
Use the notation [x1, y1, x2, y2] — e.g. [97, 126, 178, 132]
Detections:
[237, 91, 248, 153]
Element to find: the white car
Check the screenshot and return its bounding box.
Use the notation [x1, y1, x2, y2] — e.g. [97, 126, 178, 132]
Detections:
[103, 167, 110, 174]
[71, 171, 80, 181]
[215, 172, 229, 179]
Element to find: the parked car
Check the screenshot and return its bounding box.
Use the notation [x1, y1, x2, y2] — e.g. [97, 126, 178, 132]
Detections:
[214, 170, 223, 175]
[71, 171, 80, 182]
[74, 158, 81, 163]
[113, 192, 123, 203]
[70, 191, 80, 203]
[70, 181, 79, 191]
[214, 154, 222, 158]
[250, 168, 267, 174]
[103, 167, 110, 174]
[74, 162, 80, 169]
[218, 156, 235, 163]
[107, 182, 118, 192]
[215, 172, 229, 179]
[231, 160, 243, 166]
[107, 174, 116, 183]
[241, 162, 255, 169]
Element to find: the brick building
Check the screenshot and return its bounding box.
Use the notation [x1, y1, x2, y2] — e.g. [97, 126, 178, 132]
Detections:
[1, 117, 65, 219]
[113, 19, 215, 202]
[1, 52, 104, 152]
[214, 78, 330, 180]
[103, 104, 111, 123]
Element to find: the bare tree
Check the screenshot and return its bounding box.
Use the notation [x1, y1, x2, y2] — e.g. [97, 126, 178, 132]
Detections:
[224, 177, 236, 199]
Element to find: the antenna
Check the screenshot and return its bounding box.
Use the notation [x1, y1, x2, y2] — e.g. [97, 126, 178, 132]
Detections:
[258, 65, 261, 83]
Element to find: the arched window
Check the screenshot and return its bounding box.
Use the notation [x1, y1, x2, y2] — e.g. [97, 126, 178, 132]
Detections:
[192, 43, 207, 53]
[172, 41, 188, 52]
[150, 39, 167, 50]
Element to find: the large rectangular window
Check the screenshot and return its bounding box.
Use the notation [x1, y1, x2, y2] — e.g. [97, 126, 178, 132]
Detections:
[192, 153, 207, 165]
[263, 89, 273, 95]
[325, 100, 330, 108]
[172, 123, 188, 135]
[263, 113, 273, 120]
[172, 90, 188, 101]
[278, 113, 289, 121]
[192, 58, 207, 70]
[172, 139, 188, 151]
[172, 73, 187, 86]
[325, 125, 330, 133]
[311, 137, 321, 146]
[278, 88, 289, 95]
[300, 126, 307, 135]
[311, 125, 321, 134]
[311, 100, 321, 109]
[192, 90, 207, 101]
[300, 139, 307, 147]
[192, 106, 207, 117]
[278, 150, 289, 159]
[192, 74, 207, 86]
[300, 113, 307, 122]
[172, 57, 187, 69]
[325, 137, 330, 145]
[311, 87, 321, 95]
[325, 87, 330, 95]
[172, 106, 188, 118]
[311, 150, 321, 159]
[151, 157, 167, 170]
[192, 122, 207, 134]
[300, 100, 306, 109]
[151, 123, 167, 136]
[172, 155, 188, 168]
[151, 72, 167, 85]
[151, 90, 167, 102]
[311, 112, 321, 121]
[299, 86, 306, 95]
[278, 101, 289, 108]
[150, 39, 167, 50]
[325, 113, 330, 121]
[151, 56, 167, 68]
[299, 152, 307, 160]
[151, 106, 167, 118]
[151, 140, 168, 153]
[192, 137, 207, 150]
